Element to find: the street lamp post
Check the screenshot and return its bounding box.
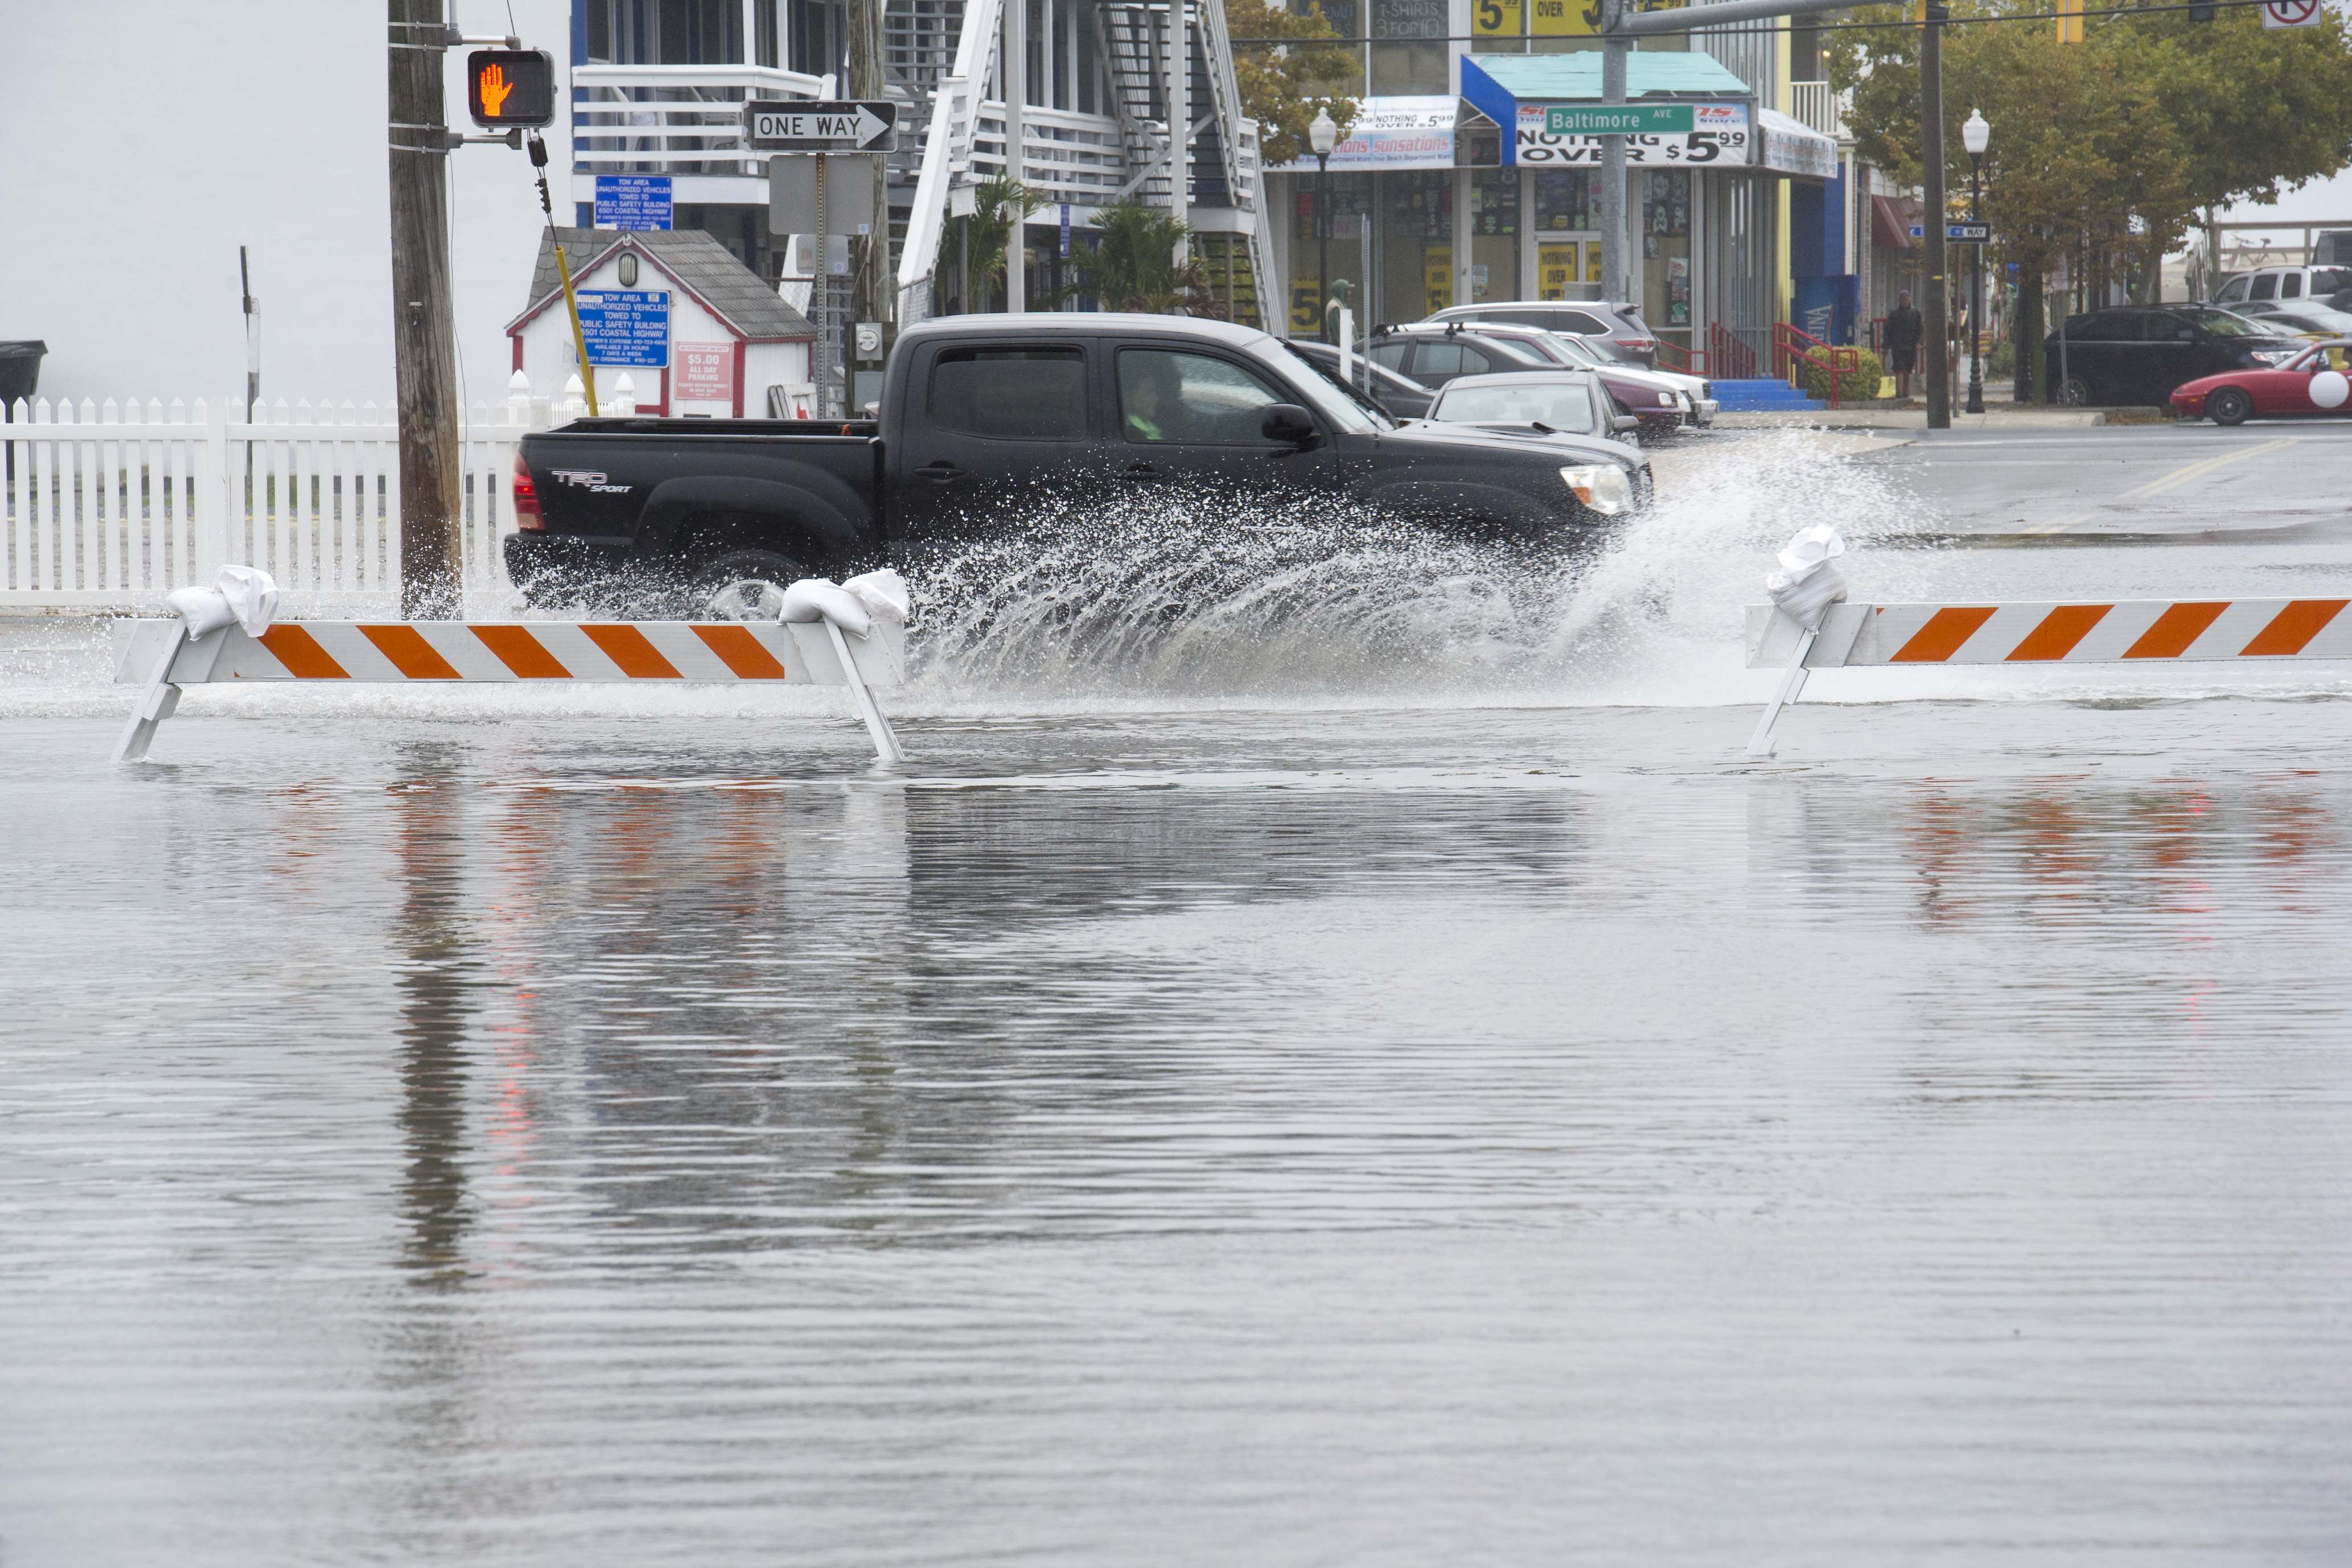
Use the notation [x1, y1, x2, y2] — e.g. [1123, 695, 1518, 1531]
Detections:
[1963, 108, 1989, 415]
[1310, 108, 1338, 344]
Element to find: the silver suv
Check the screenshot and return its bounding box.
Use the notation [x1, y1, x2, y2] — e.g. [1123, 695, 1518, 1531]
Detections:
[1420, 301, 1660, 367]
[2211, 265, 2352, 313]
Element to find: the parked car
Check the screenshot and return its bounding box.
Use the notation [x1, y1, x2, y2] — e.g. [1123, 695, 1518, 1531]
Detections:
[2209, 265, 2352, 315]
[1366, 322, 1694, 434]
[1523, 326, 1717, 424]
[1284, 338, 1438, 419]
[507, 314, 1648, 615]
[1418, 373, 1652, 511]
[2169, 339, 2352, 425]
[2227, 298, 2352, 340]
[1420, 299, 1661, 367]
[2045, 305, 2306, 407]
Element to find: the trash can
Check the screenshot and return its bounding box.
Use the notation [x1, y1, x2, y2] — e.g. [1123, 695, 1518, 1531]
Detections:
[0, 341, 44, 414]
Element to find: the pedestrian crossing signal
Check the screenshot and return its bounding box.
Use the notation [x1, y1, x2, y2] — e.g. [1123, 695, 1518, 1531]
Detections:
[467, 49, 556, 128]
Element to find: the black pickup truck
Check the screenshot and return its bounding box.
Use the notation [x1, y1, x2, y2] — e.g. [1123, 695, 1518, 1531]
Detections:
[508, 313, 1648, 616]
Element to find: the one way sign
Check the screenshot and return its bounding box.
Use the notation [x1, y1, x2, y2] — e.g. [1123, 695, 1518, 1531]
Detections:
[743, 100, 898, 152]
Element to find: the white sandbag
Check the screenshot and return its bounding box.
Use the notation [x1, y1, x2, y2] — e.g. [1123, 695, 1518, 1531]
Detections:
[841, 568, 909, 627]
[777, 577, 873, 638]
[165, 565, 279, 641]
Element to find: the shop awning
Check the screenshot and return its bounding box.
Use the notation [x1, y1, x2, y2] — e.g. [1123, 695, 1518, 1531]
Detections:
[1263, 95, 1457, 174]
[1459, 52, 1778, 172]
[1756, 108, 1838, 180]
[1871, 194, 1921, 249]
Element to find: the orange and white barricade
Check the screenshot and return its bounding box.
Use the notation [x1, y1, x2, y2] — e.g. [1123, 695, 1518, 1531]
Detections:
[114, 569, 908, 766]
[1742, 528, 2352, 756]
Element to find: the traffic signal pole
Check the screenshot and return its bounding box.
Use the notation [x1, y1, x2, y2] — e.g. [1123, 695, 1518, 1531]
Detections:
[1921, 3, 1951, 429]
[388, 0, 463, 619]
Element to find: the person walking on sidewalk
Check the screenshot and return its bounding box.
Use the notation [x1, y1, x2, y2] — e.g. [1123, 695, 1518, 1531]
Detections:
[1885, 291, 1923, 400]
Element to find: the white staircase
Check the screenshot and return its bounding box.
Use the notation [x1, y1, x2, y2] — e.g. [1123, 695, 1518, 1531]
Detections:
[895, 0, 1271, 326]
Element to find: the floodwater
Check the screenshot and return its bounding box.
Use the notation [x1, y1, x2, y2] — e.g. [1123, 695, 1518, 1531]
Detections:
[6, 431, 2352, 1565]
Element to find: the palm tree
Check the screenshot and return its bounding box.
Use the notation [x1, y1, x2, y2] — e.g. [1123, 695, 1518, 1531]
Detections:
[955, 174, 1028, 312]
[1063, 199, 1219, 316]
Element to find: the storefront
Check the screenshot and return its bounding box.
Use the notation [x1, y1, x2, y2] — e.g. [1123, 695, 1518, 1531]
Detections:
[1267, 52, 1836, 368]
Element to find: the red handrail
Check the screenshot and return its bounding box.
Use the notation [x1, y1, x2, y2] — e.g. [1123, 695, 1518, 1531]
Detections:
[1655, 338, 1708, 375]
[1708, 323, 1759, 380]
[1770, 321, 1862, 411]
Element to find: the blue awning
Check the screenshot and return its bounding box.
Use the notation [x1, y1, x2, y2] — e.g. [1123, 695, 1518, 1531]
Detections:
[1461, 52, 1779, 171]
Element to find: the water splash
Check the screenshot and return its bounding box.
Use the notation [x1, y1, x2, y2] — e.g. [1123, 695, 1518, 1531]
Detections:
[904, 431, 1934, 706]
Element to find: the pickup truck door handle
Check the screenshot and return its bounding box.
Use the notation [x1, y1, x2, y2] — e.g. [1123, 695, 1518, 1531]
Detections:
[1122, 460, 1163, 480]
[912, 460, 968, 483]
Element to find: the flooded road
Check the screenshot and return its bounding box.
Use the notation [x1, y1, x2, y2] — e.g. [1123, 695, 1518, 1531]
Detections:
[6, 428, 2352, 1565]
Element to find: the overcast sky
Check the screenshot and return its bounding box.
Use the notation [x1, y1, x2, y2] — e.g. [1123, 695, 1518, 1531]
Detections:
[1, 0, 571, 411]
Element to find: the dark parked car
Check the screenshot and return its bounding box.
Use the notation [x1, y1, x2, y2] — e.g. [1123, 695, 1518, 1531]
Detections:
[2046, 305, 2305, 408]
[1284, 338, 1438, 418]
[507, 314, 1647, 616]
[1421, 299, 1660, 367]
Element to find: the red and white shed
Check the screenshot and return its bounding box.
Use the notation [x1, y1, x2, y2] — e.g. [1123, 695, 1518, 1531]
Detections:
[507, 228, 816, 417]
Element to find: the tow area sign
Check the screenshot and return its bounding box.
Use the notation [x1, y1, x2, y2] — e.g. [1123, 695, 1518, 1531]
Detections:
[743, 100, 898, 151]
[575, 290, 671, 368]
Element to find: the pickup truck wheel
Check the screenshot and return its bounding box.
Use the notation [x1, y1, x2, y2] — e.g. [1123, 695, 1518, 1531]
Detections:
[693, 549, 808, 621]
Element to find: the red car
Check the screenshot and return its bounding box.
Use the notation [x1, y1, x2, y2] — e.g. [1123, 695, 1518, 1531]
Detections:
[2172, 339, 2352, 425]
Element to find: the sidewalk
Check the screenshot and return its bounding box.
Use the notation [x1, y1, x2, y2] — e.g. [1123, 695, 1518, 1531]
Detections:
[1714, 406, 2108, 430]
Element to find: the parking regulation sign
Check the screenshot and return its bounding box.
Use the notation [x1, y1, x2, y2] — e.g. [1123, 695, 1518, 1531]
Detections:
[574, 290, 671, 368]
[2263, 0, 2320, 27]
[595, 175, 673, 231]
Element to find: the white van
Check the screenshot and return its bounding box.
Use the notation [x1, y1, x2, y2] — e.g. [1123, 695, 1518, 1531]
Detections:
[2211, 265, 2352, 309]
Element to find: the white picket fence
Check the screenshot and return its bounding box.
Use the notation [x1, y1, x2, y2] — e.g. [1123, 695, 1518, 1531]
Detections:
[1, 387, 555, 611]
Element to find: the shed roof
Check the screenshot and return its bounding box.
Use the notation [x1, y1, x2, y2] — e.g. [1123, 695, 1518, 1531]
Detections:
[513, 228, 813, 339]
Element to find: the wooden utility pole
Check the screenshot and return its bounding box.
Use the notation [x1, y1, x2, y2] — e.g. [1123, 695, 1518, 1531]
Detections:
[389, 0, 463, 619]
[1921, 2, 1951, 429]
[849, 0, 890, 354]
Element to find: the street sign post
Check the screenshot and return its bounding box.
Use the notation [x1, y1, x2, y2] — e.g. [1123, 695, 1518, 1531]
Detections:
[1544, 103, 1694, 135]
[743, 100, 898, 151]
[594, 175, 673, 231]
[1947, 220, 1989, 244]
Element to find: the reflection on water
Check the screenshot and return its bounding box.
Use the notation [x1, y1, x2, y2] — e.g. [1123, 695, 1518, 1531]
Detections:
[5, 702, 2352, 1565]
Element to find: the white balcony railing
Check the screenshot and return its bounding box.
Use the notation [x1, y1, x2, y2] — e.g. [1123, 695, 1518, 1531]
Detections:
[572, 64, 832, 180]
[1788, 80, 1851, 142]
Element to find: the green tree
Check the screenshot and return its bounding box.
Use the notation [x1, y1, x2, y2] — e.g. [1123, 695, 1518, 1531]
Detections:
[1225, 0, 1360, 167]
[1065, 199, 1220, 314]
[1827, 1, 2352, 398]
[955, 172, 1029, 311]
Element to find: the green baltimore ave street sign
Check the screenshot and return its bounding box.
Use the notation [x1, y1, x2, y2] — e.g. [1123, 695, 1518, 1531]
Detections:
[1543, 104, 1696, 136]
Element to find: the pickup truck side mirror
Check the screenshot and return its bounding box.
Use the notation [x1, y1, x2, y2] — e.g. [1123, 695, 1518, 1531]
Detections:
[1610, 414, 1642, 435]
[1261, 403, 1319, 446]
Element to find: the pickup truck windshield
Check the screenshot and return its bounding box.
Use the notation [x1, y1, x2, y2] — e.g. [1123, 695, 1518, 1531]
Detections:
[1270, 343, 1391, 433]
[1429, 381, 1600, 434]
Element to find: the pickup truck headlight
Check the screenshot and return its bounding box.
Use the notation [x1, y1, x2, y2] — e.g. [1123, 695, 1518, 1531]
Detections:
[1561, 464, 1633, 516]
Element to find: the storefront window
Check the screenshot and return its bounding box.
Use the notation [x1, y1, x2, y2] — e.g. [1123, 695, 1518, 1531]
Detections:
[1641, 168, 1692, 333]
[1471, 168, 1517, 302]
[1370, 0, 1449, 94]
[1532, 169, 1594, 301]
[1383, 170, 1450, 324]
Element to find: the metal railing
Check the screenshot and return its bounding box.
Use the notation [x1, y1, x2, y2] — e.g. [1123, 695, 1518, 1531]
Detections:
[1787, 80, 1849, 141]
[572, 63, 830, 180]
[1771, 320, 1862, 409]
